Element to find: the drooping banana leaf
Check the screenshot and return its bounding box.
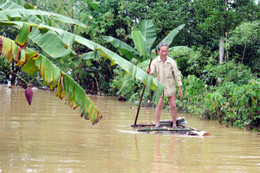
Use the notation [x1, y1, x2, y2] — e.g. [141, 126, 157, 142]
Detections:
[15, 22, 31, 47]
[0, 35, 102, 124]
[0, 1, 164, 104]
[0, 0, 86, 29]
[0, 7, 85, 28]
[82, 51, 96, 60]
[1, 20, 74, 59]
[6, 0, 24, 6]
[0, 20, 164, 104]
[0, 0, 85, 58]
[29, 28, 75, 58]
[103, 36, 138, 60]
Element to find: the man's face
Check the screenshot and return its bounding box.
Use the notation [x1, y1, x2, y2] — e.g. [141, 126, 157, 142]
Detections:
[157, 46, 169, 59]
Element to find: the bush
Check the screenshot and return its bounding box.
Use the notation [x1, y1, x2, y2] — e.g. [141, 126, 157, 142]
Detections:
[227, 21, 260, 75]
[0, 56, 11, 84]
[110, 67, 148, 104]
[202, 60, 257, 85]
[204, 80, 260, 129]
[176, 75, 210, 116]
[168, 46, 217, 78]
[177, 75, 259, 130]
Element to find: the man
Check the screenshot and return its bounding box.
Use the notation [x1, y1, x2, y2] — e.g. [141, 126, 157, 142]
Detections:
[147, 43, 183, 128]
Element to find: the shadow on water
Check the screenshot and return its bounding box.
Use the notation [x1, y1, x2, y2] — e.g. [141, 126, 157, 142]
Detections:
[0, 85, 259, 173]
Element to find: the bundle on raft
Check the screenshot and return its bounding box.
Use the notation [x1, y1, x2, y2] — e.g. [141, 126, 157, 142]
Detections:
[131, 118, 210, 137]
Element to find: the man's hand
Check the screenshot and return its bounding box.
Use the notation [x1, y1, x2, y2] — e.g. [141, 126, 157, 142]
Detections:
[178, 87, 183, 98]
[146, 67, 151, 74]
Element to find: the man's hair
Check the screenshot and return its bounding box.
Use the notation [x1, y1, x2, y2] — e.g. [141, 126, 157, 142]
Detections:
[158, 42, 169, 51]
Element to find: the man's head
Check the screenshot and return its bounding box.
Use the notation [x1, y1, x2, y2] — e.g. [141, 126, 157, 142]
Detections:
[157, 43, 169, 59]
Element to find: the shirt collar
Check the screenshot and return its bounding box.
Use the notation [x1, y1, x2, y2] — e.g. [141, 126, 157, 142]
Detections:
[158, 56, 169, 63]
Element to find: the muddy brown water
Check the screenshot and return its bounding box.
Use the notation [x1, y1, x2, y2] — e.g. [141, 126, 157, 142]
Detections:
[0, 85, 259, 173]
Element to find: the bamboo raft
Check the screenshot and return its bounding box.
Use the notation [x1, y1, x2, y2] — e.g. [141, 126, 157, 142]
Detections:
[131, 119, 210, 137]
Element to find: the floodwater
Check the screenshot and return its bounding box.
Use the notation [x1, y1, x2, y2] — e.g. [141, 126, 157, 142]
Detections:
[0, 85, 259, 173]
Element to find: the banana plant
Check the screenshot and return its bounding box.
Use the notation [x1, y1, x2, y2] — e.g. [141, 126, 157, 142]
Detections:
[0, 0, 164, 124]
[103, 20, 185, 62]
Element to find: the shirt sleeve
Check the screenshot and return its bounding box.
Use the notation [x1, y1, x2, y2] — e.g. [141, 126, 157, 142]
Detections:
[172, 61, 182, 87]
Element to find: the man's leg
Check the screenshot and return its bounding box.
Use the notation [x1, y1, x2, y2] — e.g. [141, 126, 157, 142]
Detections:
[168, 95, 177, 127]
[155, 97, 164, 127]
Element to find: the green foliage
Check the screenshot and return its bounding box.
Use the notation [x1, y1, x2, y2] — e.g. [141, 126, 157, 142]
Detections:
[89, 0, 133, 43]
[110, 59, 154, 106]
[57, 54, 114, 95]
[228, 21, 260, 75]
[190, 0, 258, 39]
[104, 19, 185, 62]
[121, 0, 190, 46]
[175, 75, 259, 130]
[177, 75, 209, 115]
[111, 67, 141, 102]
[204, 80, 260, 129]
[27, 0, 117, 94]
[202, 61, 257, 85]
[229, 21, 260, 47]
[169, 46, 258, 87]
[0, 55, 11, 83]
[168, 46, 217, 77]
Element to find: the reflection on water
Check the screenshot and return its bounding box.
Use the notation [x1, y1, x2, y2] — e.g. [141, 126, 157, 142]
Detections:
[0, 85, 259, 173]
[150, 136, 177, 172]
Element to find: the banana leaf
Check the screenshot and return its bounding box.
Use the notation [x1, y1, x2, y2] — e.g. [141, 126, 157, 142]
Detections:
[0, 20, 164, 104]
[0, 1, 165, 122]
[131, 30, 147, 60]
[103, 36, 138, 60]
[104, 20, 184, 63]
[0, 2, 164, 103]
[0, 0, 84, 58]
[139, 20, 157, 54]
[0, 6, 85, 28]
[0, 35, 102, 124]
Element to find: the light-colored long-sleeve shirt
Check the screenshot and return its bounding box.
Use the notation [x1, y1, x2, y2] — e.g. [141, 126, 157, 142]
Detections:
[150, 56, 182, 97]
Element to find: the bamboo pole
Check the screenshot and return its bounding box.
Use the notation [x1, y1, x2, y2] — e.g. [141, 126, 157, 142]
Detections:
[133, 57, 153, 127]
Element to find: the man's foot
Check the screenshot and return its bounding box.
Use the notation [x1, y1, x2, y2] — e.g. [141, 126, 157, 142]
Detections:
[154, 125, 160, 128]
[171, 126, 181, 129]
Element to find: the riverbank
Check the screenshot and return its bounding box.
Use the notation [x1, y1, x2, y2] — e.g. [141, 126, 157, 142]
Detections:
[3, 79, 260, 132]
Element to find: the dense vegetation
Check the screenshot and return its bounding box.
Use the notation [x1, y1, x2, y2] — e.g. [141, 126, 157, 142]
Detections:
[0, 0, 259, 130]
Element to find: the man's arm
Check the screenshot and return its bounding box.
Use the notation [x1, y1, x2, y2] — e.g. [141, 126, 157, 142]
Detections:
[178, 86, 183, 98]
[172, 60, 183, 98]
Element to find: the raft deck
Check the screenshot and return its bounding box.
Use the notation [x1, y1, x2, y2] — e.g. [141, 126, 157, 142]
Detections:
[131, 120, 210, 136]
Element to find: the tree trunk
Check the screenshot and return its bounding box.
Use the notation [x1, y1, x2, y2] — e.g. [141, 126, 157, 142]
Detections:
[225, 32, 229, 61]
[242, 42, 247, 63]
[94, 76, 100, 96]
[219, 34, 225, 64]
[219, 0, 228, 64]
[10, 61, 16, 86]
